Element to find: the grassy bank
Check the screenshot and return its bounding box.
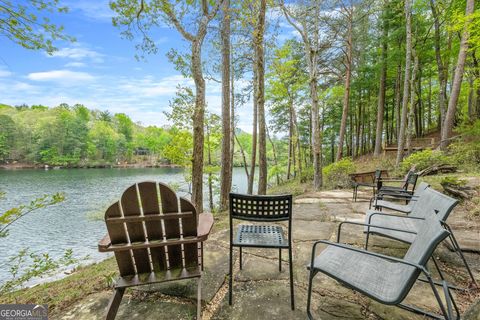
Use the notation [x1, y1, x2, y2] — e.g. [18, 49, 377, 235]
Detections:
[0, 259, 117, 316]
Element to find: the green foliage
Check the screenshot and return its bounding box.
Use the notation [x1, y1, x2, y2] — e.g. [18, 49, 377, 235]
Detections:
[448, 121, 480, 170]
[440, 176, 467, 188]
[0, 0, 74, 54]
[0, 193, 65, 238]
[322, 158, 356, 189]
[400, 149, 451, 173]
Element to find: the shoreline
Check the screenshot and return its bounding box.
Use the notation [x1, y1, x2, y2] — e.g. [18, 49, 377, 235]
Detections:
[0, 163, 182, 170]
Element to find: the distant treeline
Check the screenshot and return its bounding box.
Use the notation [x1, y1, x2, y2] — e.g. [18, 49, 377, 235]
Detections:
[0, 103, 255, 167]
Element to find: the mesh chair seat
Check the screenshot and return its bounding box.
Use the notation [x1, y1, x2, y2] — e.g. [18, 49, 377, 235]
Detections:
[312, 245, 418, 304]
[234, 225, 288, 248]
[365, 210, 418, 243]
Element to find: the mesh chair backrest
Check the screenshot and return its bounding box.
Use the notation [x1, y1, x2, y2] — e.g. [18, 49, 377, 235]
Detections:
[404, 213, 449, 266]
[404, 172, 418, 191]
[408, 182, 429, 210]
[105, 182, 199, 277]
[229, 193, 292, 222]
[410, 187, 459, 222]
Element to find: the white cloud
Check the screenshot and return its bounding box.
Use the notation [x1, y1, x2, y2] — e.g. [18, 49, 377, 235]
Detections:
[0, 69, 12, 77]
[50, 46, 104, 62]
[63, 0, 113, 21]
[27, 70, 96, 82]
[64, 62, 87, 68]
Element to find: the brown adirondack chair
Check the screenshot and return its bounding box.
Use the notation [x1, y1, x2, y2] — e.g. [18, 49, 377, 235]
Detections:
[98, 182, 214, 320]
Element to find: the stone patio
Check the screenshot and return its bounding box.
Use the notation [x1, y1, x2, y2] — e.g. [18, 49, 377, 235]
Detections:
[60, 190, 480, 320]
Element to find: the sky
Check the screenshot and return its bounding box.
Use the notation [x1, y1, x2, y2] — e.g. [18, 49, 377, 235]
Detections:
[0, 1, 295, 132]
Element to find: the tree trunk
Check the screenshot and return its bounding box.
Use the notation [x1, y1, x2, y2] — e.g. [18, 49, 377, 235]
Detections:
[337, 15, 353, 161]
[248, 69, 258, 194]
[440, 0, 474, 150]
[219, 0, 231, 211]
[206, 124, 214, 212]
[235, 132, 250, 184]
[430, 0, 448, 137]
[396, 0, 412, 167]
[406, 50, 418, 155]
[256, 0, 267, 195]
[191, 39, 206, 212]
[394, 62, 402, 140]
[267, 126, 280, 185]
[374, 0, 388, 157]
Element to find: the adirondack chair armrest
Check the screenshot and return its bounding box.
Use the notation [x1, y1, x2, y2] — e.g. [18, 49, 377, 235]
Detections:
[336, 220, 417, 243]
[308, 240, 427, 274]
[98, 234, 111, 252]
[197, 213, 214, 240]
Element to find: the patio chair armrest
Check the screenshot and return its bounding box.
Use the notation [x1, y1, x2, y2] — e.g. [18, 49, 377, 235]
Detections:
[377, 178, 404, 182]
[309, 240, 427, 273]
[377, 193, 418, 199]
[197, 213, 214, 240]
[336, 220, 417, 243]
[98, 234, 111, 252]
[367, 212, 425, 225]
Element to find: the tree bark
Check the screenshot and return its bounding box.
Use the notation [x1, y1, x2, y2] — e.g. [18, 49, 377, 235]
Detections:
[430, 0, 448, 137]
[337, 12, 353, 161]
[374, 2, 388, 157]
[219, 0, 231, 211]
[395, 0, 412, 167]
[256, 0, 267, 195]
[440, 0, 474, 150]
[406, 50, 418, 155]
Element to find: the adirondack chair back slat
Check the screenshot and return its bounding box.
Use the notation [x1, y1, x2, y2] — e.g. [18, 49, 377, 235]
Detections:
[105, 202, 135, 276]
[157, 183, 182, 269]
[121, 185, 151, 274]
[139, 182, 167, 272]
[180, 197, 199, 267]
[105, 182, 200, 277]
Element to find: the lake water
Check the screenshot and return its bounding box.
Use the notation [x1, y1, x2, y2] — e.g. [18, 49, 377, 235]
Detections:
[0, 167, 252, 284]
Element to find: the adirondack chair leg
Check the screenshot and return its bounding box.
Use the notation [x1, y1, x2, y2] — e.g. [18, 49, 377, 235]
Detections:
[228, 243, 233, 305]
[279, 248, 282, 272]
[288, 245, 295, 310]
[197, 277, 202, 320]
[443, 223, 478, 287]
[106, 287, 125, 320]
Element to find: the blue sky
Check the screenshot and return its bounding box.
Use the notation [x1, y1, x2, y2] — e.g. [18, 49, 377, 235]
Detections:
[1, 1, 288, 132]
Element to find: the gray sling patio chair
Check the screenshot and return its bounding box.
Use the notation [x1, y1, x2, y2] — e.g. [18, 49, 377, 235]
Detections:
[228, 193, 294, 310]
[370, 182, 430, 212]
[307, 213, 459, 319]
[365, 187, 477, 288]
[98, 182, 214, 320]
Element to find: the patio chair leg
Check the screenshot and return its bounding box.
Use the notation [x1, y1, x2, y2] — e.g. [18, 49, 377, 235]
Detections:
[201, 242, 204, 271]
[197, 277, 202, 320]
[288, 245, 295, 310]
[239, 247, 243, 270]
[279, 248, 282, 272]
[229, 244, 233, 305]
[444, 223, 478, 287]
[106, 287, 125, 320]
[306, 269, 316, 319]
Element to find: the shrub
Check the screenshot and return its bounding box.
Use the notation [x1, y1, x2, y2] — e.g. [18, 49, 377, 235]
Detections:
[400, 149, 451, 173]
[448, 120, 480, 171]
[322, 158, 356, 189]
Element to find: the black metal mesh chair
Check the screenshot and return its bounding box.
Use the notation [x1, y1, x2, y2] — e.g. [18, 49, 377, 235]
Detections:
[228, 193, 294, 310]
